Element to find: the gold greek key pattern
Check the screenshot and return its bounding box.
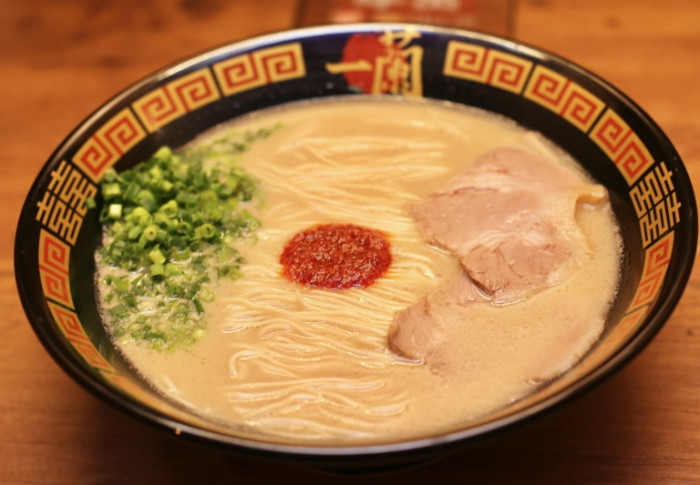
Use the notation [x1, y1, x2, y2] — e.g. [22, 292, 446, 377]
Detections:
[35, 161, 96, 246]
[443, 41, 533, 94]
[46, 159, 98, 216]
[38, 229, 74, 308]
[47, 301, 117, 373]
[590, 108, 654, 185]
[213, 42, 306, 96]
[73, 108, 146, 183]
[132, 68, 221, 132]
[629, 162, 681, 247]
[630, 231, 674, 311]
[35, 190, 83, 246]
[523, 65, 605, 132]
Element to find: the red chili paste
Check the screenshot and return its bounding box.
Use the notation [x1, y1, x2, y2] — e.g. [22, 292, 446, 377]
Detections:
[280, 223, 392, 289]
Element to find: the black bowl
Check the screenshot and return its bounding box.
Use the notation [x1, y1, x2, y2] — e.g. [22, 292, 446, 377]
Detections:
[15, 24, 697, 473]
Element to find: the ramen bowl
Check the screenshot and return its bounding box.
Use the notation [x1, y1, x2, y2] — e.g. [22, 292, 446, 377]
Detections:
[15, 24, 697, 473]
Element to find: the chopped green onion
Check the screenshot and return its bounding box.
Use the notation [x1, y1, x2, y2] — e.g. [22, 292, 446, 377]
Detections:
[131, 207, 151, 225]
[165, 263, 181, 277]
[148, 247, 166, 265]
[158, 199, 178, 217]
[143, 224, 158, 241]
[150, 263, 165, 277]
[103, 183, 122, 199]
[108, 204, 123, 220]
[123, 183, 141, 202]
[195, 223, 216, 240]
[93, 126, 278, 351]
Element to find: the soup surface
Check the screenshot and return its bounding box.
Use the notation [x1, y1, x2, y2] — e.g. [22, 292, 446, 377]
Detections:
[98, 97, 621, 445]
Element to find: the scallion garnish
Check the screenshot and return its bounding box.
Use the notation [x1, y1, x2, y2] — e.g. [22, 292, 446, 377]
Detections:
[95, 127, 276, 351]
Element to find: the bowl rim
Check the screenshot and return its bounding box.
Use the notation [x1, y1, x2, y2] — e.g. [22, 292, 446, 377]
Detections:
[14, 21, 698, 462]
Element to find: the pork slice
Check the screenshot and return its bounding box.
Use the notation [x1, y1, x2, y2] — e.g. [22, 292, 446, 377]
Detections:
[441, 147, 606, 200]
[409, 147, 605, 304]
[388, 147, 607, 366]
[387, 295, 446, 367]
[461, 222, 570, 304]
[449, 270, 490, 305]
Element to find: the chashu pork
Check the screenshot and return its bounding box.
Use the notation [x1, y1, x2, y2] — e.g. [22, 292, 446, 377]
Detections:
[389, 147, 608, 365]
[409, 147, 606, 305]
[387, 295, 446, 366]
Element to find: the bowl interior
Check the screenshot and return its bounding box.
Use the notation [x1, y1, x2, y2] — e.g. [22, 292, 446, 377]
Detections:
[15, 24, 697, 467]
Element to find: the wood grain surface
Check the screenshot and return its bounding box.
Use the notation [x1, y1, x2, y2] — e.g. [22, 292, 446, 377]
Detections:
[2, 1, 699, 483]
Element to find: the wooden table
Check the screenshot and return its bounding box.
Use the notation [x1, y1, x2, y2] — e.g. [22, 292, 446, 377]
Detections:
[2, 1, 699, 483]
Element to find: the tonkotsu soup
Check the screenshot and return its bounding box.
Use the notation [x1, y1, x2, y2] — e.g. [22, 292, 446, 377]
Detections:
[95, 96, 621, 446]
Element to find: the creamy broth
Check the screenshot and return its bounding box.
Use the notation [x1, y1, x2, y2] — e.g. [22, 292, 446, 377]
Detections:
[104, 97, 621, 445]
